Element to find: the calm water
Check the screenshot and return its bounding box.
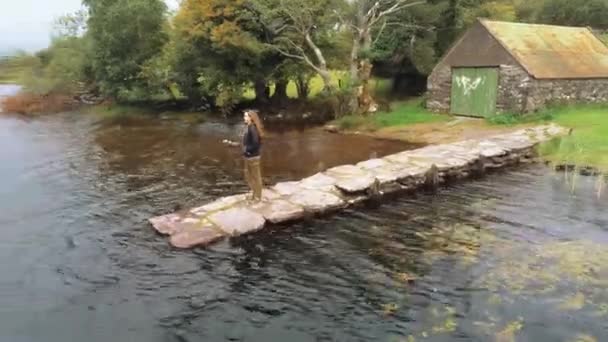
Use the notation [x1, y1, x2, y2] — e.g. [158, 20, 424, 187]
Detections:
[1, 85, 607, 342]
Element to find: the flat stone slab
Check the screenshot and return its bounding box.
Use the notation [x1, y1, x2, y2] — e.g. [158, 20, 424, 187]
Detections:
[359, 158, 429, 184]
[300, 172, 338, 192]
[325, 165, 377, 193]
[273, 181, 304, 196]
[384, 151, 412, 165]
[287, 189, 345, 213]
[249, 199, 305, 224]
[208, 207, 266, 236]
[191, 194, 247, 215]
[170, 223, 225, 249]
[149, 213, 183, 235]
[478, 141, 508, 158]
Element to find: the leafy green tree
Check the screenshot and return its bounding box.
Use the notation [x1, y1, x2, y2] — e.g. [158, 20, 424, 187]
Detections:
[254, 0, 349, 93]
[173, 0, 282, 107]
[371, 1, 441, 95]
[53, 9, 88, 37]
[536, 0, 608, 29]
[435, 0, 464, 55]
[84, 0, 168, 101]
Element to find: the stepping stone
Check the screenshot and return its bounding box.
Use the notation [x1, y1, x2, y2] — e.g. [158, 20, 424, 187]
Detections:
[287, 189, 345, 214]
[357, 158, 391, 170]
[208, 207, 266, 236]
[434, 156, 472, 170]
[149, 213, 184, 235]
[249, 199, 305, 224]
[300, 172, 338, 192]
[261, 189, 282, 200]
[325, 165, 376, 193]
[384, 151, 411, 165]
[169, 223, 226, 248]
[191, 194, 248, 215]
[478, 141, 508, 158]
[357, 159, 428, 186]
[488, 135, 536, 150]
[273, 181, 304, 196]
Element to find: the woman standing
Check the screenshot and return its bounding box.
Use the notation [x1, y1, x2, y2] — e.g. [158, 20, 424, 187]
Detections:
[242, 110, 265, 202]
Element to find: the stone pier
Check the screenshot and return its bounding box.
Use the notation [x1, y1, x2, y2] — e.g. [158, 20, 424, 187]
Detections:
[149, 124, 570, 249]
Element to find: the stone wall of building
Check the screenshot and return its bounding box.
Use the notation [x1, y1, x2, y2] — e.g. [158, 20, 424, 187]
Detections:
[426, 64, 452, 112]
[496, 64, 530, 113]
[526, 78, 608, 112]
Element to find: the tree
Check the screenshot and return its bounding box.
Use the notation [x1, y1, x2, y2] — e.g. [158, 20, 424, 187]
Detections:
[372, 1, 441, 94]
[173, 0, 284, 107]
[14, 8, 94, 96]
[84, 0, 168, 101]
[341, 0, 427, 113]
[435, 0, 463, 56]
[254, 0, 348, 93]
[536, 0, 608, 29]
[53, 9, 88, 38]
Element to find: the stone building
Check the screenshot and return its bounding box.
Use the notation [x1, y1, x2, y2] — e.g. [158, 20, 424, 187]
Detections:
[427, 19, 608, 117]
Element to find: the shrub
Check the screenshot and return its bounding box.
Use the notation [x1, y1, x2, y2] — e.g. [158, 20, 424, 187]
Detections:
[1, 92, 74, 115]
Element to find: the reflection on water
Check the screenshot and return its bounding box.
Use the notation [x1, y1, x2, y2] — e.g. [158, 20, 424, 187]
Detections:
[0, 84, 20, 106]
[0, 104, 607, 341]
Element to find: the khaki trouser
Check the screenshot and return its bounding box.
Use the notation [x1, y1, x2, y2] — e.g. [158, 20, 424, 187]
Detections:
[244, 156, 263, 200]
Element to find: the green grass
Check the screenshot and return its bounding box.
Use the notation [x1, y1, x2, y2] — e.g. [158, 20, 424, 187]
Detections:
[536, 104, 608, 171]
[489, 104, 608, 171]
[333, 97, 449, 131]
[486, 111, 555, 125]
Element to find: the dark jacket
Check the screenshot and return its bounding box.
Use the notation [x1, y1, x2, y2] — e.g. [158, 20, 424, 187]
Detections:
[243, 124, 261, 158]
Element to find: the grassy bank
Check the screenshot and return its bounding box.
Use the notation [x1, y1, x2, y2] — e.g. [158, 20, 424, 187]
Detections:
[489, 105, 608, 172]
[539, 105, 608, 172]
[333, 98, 449, 131]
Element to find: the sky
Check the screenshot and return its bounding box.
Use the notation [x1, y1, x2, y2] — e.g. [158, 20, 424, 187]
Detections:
[0, 0, 180, 53]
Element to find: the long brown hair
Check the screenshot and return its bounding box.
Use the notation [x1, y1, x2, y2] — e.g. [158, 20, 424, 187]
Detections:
[246, 110, 265, 139]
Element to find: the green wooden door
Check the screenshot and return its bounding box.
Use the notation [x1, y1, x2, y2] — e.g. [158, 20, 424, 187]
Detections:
[450, 67, 498, 117]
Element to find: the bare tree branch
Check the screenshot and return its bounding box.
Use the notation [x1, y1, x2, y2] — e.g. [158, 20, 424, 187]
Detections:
[383, 22, 435, 31]
[304, 33, 329, 70]
[372, 19, 388, 46]
[333, 9, 362, 34]
[370, 0, 426, 28]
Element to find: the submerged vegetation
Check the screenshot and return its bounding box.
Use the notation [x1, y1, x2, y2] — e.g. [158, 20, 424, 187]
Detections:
[407, 217, 608, 341]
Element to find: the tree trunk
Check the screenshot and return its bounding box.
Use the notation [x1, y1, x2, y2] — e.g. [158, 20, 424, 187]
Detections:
[303, 33, 335, 93]
[356, 31, 377, 114]
[272, 79, 288, 104]
[296, 76, 310, 100]
[319, 69, 335, 93]
[349, 35, 361, 83]
[347, 33, 362, 114]
[254, 79, 269, 103]
[358, 60, 375, 113]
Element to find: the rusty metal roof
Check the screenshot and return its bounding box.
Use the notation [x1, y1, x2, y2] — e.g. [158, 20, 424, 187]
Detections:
[480, 19, 608, 79]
